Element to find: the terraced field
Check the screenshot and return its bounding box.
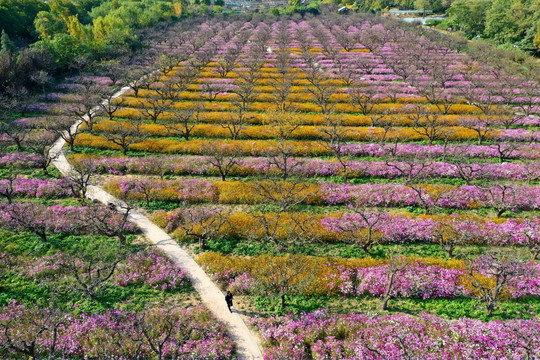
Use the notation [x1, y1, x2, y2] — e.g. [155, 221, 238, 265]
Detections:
[3, 13, 539, 360]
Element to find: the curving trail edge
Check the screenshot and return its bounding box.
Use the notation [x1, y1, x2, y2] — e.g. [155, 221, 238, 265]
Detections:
[49, 84, 264, 360]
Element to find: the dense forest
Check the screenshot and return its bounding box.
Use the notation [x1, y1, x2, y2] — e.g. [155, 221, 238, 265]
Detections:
[0, 0, 183, 94]
[352, 0, 540, 53]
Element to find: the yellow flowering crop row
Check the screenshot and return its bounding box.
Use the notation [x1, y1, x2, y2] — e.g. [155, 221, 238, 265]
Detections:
[198, 252, 466, 276]
[74, 129, 484, 155]
[115, 96, 481, 115]
[134, 88, 430, 105]
[113, 106, 472, 127]
[93, 119, 480, 142]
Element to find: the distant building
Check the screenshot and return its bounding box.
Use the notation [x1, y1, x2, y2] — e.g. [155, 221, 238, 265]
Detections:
[224, 1, 253, 8]
[387, 9, 433, 15]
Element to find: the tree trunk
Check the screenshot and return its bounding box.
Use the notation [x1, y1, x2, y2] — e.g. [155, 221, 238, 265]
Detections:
[446, 245, 454, 258]
[486, 301, 494, 316]
[380, 271, 396, 311]
[37, 230, 47, 242]
[380, 295, 390, 311]
[117, 232, 126, 245]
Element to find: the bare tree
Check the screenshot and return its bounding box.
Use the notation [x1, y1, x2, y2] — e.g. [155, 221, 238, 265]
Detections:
[251, 178, 314, 212]
[261, 109, 304, 180]
[487, 142, 519, 163]
[356, 55, 380, 76]
[448, 148, 487, 184]
[370, 111, 395, 145]
[215, 51, 238, 78]
[478, 184, 521, 218]
[249, 178, 316, 250]
[0, 120, 29, 151]
[167, 207, 230, 249]
[464, 251, 528, 316]
[100, 59, 127, 88]
[356, 24, 387, 53]
[99, 92, 125, 120]
[384, 155, 432, 185]
[463, 111, 506, 145]
[269, 71, 296, 112]
[380, 44, 417, 81]
[251, 254, 316, 308]
[332, 26, 356, 52]
[108, 313, 145, 359]
[408, 105, 449, 146]
[85, 204, 135, 245]
[202, 142, 242, 181]
[384, 155, 439, 213]
[200, 80, 227, 102]
[45, 116, 80, 152]
[415, 81, 457, 115]
[232, 68, 260, 109]
[0, 203, 50, 241]
[0, 305, 67, 359]
[0, 172, 18, 204]
[156, 54, 179, 77]
[349, 83, 378, 116]
[25, 132, 58, 175]
[432, 214, 482, 258]
[162, 104, 202, 141]
[274, 46, 292, 76]
[220, 106, 248, 140]
[103, 118, 145, 155]
[265, 141, 303, 181]
[67, 80, 104, 131]
[520, 162, 540, 185]
[57, 240, 131, 299]
[319, 115, 351, 182]
[65, 157, 98, 200]
[172, 65, 198, 92]
[304, 68, 336, 116]
[139, 94, 172, 123]
[135, 306, 199, 360]
[520, 219, 540, 260]
[332, 52, 359, 87]
[502, 317, 540, 360]
[330, 208, 387, 255]
[125, 68, 150, 98]
[380, 255, 409, 311]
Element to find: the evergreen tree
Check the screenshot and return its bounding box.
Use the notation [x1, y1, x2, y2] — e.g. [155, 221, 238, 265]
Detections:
[0, 30, 16, 53]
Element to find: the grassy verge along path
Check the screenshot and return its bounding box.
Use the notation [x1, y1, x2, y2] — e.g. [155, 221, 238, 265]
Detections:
[49, 84, 264, 360]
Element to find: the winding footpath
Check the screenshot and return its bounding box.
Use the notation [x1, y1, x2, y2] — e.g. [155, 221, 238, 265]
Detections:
[50, 85, 264, 360]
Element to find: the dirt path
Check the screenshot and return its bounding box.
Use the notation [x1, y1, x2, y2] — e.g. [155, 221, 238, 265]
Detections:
[49, 85, 264, 360]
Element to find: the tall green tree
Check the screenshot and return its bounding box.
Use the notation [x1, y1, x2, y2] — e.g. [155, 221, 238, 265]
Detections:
[0, 0, 48, 40]
[485, 0, 519, 43]
[534, 20, 540, 51]
[446, 0, 491, 37]
[0, 30, 16, 53]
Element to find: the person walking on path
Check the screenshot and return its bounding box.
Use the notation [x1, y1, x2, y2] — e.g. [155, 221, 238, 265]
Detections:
[225, 291, 234, 313]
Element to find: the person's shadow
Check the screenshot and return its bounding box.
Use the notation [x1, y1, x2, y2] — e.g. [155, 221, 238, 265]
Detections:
[232, 308, 261, 317]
